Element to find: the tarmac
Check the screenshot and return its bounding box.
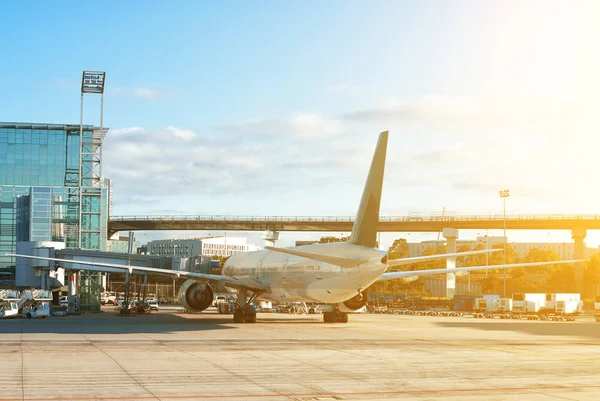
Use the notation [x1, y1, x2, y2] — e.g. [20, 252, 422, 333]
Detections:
[1, 307, 600, 401]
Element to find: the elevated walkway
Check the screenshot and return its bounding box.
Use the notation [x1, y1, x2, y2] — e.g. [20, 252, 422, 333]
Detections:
[109, 213, 600, 234]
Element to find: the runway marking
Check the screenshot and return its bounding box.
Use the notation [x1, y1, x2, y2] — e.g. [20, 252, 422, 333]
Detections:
[1, 385, 600, 401]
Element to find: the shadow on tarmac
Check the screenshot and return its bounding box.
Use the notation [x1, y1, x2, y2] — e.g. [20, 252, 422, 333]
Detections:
[435, 319, 600, 340]
[0, 310, 324, 334]
[0, 311, 236, 334]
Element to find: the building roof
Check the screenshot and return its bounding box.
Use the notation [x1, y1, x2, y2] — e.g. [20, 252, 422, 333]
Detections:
[0, 122, 103, 130]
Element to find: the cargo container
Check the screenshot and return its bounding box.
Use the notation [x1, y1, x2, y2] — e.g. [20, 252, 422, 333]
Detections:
[512, 293, 547, 314]
[474, 298, 512, 313]
[454, 294, 498, 312]
[542, 293, 581, 315]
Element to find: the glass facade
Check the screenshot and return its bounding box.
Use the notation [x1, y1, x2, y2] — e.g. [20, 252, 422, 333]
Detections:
[0, 123, 110, 272]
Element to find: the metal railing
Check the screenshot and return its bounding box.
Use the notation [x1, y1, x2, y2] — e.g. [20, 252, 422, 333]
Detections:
[109, 214, 600, 223]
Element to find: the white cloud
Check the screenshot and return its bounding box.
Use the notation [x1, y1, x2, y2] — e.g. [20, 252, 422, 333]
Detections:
[325, 83, 359, 94]
[110, 126, 144, 136]
[109, 86, 167, 100]
[289, 113, 342, 138]
[342, 94, 597, 139]
[165, 126, 195, 141]
[132, 88, 161, 99]
[215, 112, 343, 139]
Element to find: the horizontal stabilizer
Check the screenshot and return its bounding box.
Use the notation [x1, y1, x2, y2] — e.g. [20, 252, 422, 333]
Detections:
[387, 249, 502, 267]
[377, 260, 584, 281]
[264, 246, 368, 268]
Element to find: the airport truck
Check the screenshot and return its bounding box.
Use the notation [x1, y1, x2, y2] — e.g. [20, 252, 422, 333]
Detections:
[473, 298, 512, 318]
[595, 296, 600, 323]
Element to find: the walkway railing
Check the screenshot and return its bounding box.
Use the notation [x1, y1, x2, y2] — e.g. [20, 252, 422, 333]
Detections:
[110, 214, 600, 223]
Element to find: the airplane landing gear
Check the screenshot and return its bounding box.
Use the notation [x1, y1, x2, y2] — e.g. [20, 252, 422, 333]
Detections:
[232, 289, 260, 324]
[323, 306, 348, 323]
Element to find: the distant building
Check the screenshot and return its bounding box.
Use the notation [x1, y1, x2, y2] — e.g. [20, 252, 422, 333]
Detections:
[147, 239, 203, 258]
[407, 236, 597, 259]
[146, 236, 261, 259]
[201, 236, 261, 258]
[106, 236, 141, 253]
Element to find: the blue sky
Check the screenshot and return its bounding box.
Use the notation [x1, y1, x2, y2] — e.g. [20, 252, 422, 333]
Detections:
[1, 1, 600, 248]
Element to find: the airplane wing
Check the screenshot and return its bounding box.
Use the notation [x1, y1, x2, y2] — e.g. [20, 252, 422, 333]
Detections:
[6, 254, 268, 292]
[377, 260, 583, 281]
[387, 249, 501, 267]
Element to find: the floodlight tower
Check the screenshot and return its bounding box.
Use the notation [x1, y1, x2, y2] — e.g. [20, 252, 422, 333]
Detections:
[499, 189, 510, 297]
[78, 71, 107, 249]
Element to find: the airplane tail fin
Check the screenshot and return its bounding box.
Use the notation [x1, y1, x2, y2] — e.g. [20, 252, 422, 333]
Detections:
[348, 131, 388, 248]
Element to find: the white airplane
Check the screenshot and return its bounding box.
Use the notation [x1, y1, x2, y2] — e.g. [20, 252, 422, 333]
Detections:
[7, 131, 582, 324]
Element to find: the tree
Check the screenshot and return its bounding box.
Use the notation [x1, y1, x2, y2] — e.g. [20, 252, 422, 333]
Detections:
[489, 243, 520, 265]
[464, 243, 487, 267]
[318, 236, 348, 243]
[511, 267, 526, 280]
[584, 253, 600, 298]
[388, 238, 409, 260]
[481, 271, 499, 293]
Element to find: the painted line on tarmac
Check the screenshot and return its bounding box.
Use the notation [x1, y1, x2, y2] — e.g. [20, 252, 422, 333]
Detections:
[2, 385, 600, 401]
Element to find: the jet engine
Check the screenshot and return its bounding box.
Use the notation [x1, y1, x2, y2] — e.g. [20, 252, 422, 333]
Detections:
[178, 280, 214, 312]
[341, 290, 369, 312]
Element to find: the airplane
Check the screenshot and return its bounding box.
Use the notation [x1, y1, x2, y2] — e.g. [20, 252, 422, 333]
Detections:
[7, 131, 583, 324]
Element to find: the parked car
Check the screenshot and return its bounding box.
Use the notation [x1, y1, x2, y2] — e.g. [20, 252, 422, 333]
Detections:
[101, 292, 117, 305]
[147, 299, 159, 311]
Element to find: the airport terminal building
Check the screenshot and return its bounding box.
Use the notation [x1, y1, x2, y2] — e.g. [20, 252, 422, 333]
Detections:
[0, 122, 112, 273]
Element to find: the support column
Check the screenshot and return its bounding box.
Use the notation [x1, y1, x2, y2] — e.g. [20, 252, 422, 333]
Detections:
[261, 230, 280, 247]
[123, 270, 131, 313]
[67, 273, 76, 314]
[571, 228, 586, 293]
[443, 228, 459, 299]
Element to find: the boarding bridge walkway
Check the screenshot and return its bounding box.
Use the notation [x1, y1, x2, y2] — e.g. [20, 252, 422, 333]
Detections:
[109, 213, 600, 234]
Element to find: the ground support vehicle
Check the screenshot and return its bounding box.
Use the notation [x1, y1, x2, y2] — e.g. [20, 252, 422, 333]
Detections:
[275, 302, 307, 314]
[218, 302, 234, 314]
[256, 301, 272, 312]
[212, 294, 228, 307]
[22, 301, 51, 318]
[0, 301, 19, 318]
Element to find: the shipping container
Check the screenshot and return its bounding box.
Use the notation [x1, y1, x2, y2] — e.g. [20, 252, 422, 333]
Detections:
[512, 293, 547, 313]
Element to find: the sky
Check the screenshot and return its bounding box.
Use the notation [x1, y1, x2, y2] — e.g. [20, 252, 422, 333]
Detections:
[1, 1, 600, 249]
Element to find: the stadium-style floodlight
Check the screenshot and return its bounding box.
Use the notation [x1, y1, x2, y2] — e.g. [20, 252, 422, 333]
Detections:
[81, 71, 106, 94]
[499, 189, 510, 297]
[78, 70, 107, 248]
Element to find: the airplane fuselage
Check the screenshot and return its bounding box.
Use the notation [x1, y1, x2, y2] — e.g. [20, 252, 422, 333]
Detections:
[222, 242, 387, 304]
